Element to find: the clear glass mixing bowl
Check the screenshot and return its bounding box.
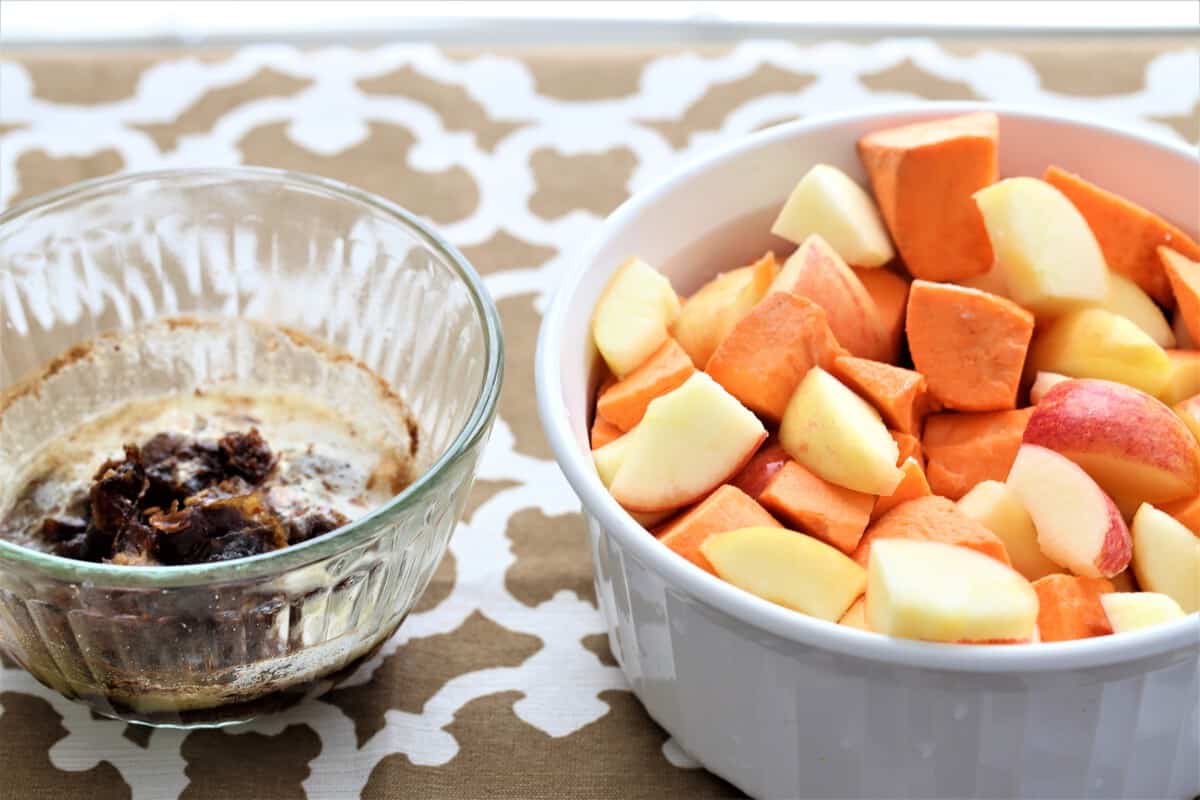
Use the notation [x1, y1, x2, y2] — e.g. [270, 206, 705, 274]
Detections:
[0, 168, 502, 727]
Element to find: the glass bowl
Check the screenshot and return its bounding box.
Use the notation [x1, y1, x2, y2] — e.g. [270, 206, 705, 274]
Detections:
[0, 168, 502, 727]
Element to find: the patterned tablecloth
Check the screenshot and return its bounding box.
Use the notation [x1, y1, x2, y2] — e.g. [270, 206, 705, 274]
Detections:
[1, 35, 1197, 800]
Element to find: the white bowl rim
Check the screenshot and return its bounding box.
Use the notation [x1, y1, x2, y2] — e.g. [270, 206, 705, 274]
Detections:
[537, 101, 1200, 674]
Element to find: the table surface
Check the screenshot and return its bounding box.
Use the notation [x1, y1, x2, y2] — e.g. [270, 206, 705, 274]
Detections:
[1, 36, 1197, 800]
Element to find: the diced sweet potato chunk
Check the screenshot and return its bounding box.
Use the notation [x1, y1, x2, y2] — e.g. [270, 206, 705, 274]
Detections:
[758, 460, 874, 555]
[596, 338, 694, 431]
[590, 416, 623, 449]
[705, 292, 844, 422]
[890, 430, 923, 467]
[870, 457, 932, 521]
[906, 280, 1035, 412]
[1032, 574, 1115, 642]
[656, 485, 781, 574]
[854, 495, 1011, 567]
[832, 355, 932, 435]
[853, 266, 910, 363]
[922, 407, 1035, 500]
[1045, 166, 1200, 307]
[858, 112, 997, 282]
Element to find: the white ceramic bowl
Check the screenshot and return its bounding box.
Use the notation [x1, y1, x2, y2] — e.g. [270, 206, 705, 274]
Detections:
[537, 104, 1200, 800]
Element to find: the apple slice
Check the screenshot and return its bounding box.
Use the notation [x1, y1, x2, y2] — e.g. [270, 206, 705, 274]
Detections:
[839, 596, 870, 631]
[593, 430, 635, 487]
[1131, 503, 1200, 613]
[866, 538, 1038, 642]
[656, 485, 781, 575]
[1103, 271, 1175, 348]
[958, 480, 1062, 582]
[779, 367, 903, 495]
[1023, 378, 1200, 514]
[769, 234, 889, 361]
[973, 177, 1109, 317]
[609, 372, 766, 512]
[700, 526, 866, 621]
[673, 253, 778, 367]
[1101, 592, 1186, 633]
[1028, 308, 1171, 397]
[592, 257, 681, 377]
[1160, 350, 1200, 405]
[771, 164, 895, 268]
[1006, 444, 1131, 578]
[1029, 372, 1071, 405]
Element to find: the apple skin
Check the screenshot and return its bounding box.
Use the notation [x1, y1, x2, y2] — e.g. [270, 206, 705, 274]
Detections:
[1006, 444, 1132, 579]
[729, 440, 791, 500]
[1023, 378, 1200, 515]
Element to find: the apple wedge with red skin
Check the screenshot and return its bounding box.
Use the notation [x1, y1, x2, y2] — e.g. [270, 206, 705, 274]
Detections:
[1022, 378, 1200, 515]
[1006, 444, 1132, 579]
[609, 372, 767, 513]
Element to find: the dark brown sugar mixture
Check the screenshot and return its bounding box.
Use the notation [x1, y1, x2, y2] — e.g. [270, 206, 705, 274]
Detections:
[38, 429, 348, 566]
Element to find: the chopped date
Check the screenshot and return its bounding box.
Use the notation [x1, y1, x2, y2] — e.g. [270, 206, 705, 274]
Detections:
[33, 428, 328, 566]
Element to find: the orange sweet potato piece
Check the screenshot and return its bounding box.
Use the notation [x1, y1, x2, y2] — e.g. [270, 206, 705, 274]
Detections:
[858, 112, 997, 282]
[595, 338, 694, 431]
[832, 355, 932, 435]
[870, 457, 931, 521]
[656, 484, 781, 574]
[729, 440, 790, 500]
[705, 292, 844, 422]
[1032, 574, 1115, 643]
[922, 407, 1035, 500]
[590, 416, 623, 449]
[1045, 166, 1200, 308]
[1159, 247, 1200, 345]
[853, 495, 1011, 567]
[1161, 491, 1200, 535]
[906, 280, 1035, 412]
[758, 460, 875, 555]
[853, 267, 910, 363]
[890, 430, 923, 467]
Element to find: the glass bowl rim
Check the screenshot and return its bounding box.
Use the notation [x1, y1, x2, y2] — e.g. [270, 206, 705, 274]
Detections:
[0, 165, 504, 588]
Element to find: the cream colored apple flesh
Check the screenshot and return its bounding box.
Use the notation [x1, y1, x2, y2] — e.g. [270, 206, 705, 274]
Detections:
[592, 431, 634, 487]
[1103, 271, 1175, 348]
[592, 257, 681, 378]
[1029, 308, 1171, 397]
[839, 596, 870, 631]
[1131, 503, 1200, 614]
[1100, 592, 1186, 633]
[1023, 378, 1200, 515]
[1006, 444, 1132, 578]
[866, 538, 1038, 642]
[609, 372, 767, 512]
[771, 164, 895, 267]
[700, 526, 866, 621]
[957, 480, 1062, 581]
[779, 367, 903, 495]
[1029, 372, 1071, 405]
[973, 177, 1108, 317]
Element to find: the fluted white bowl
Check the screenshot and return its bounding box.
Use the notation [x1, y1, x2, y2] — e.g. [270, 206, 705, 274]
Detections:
[537, 104, 1200, 799]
